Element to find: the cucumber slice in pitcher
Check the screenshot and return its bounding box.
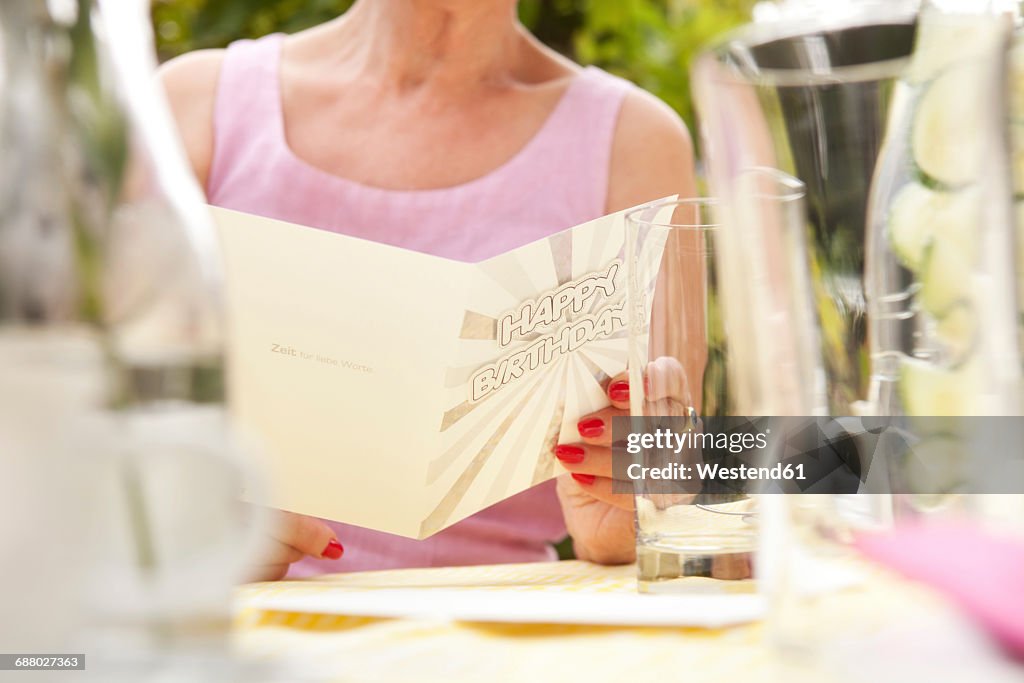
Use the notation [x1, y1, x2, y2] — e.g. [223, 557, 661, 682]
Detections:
[912, 65, 985, 189]
[919, 235, 976, 318]
[912, 184, 980, 317]
[899, 357, 983, 417]
[888, 182, 937, 271]
[908, 14, 1007, 85]
[933, 302, 978, 366]
[887, 183, 976, 272]
[903, 434, 969, 497]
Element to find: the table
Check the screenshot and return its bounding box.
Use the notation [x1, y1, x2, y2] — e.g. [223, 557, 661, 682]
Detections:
[232, 560, 1014, 683]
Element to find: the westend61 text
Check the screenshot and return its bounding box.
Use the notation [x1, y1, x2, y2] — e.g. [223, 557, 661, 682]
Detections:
[627, 462, 807, 482]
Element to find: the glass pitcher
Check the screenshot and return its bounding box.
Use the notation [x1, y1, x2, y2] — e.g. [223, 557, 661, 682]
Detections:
[692, 4, 918, 416]
[864, 1, 1020, 420]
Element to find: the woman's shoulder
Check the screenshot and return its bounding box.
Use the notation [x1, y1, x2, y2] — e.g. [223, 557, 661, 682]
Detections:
[160, 48, 227, 117]
[613, 88, 693, 167]
[160, 49, 227, 191]
[606, 86, 696, 212]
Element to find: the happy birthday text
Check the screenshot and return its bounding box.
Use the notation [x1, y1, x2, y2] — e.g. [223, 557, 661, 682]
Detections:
[471, 261, 623, 401]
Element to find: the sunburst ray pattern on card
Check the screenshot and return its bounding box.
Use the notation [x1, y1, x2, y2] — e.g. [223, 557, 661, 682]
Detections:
[420, 207, 672, 537]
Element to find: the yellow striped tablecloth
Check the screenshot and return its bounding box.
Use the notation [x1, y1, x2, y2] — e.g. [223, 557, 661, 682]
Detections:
[233, 560, 952, 683]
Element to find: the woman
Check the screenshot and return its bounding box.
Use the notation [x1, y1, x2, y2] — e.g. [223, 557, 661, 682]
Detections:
[161, 0, 696, 580]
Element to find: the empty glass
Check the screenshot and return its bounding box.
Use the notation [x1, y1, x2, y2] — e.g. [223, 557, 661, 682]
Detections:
[625, 173, 810, 593]
[626, 197, 753, 593]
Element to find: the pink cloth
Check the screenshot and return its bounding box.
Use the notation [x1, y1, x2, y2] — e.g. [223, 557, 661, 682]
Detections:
[208, 34, 633, 576]
[856, 521, 1024, 660]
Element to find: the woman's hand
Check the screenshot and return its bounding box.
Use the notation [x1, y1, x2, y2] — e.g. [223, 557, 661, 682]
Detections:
[554, 372, 636, 565]
[245, 510, 344, 582]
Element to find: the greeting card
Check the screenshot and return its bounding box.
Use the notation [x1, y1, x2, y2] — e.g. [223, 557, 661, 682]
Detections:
[213, 202, 670, 538]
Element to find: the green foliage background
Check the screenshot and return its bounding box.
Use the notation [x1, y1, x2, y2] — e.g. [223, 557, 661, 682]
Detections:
[151, 0, 757, 135]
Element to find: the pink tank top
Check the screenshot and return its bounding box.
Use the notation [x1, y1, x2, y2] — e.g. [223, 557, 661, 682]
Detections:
[208, 33, 633, 576]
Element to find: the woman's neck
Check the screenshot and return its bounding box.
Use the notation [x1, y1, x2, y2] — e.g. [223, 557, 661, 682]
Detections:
[328, 0, 527, 90]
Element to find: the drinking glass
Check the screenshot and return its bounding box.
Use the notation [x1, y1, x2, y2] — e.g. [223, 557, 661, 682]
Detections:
[626, 197, 747, 594]
[624, 172, 811, 593]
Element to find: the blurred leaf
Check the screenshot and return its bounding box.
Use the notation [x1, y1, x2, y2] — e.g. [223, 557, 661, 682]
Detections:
[553, 535, 576, 561]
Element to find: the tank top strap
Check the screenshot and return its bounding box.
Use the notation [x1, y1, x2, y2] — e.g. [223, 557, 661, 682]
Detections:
[207, 33, 287, 199]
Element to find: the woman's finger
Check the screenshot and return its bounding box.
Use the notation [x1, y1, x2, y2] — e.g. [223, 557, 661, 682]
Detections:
[269, 511, 343, 559]
[605, 371, 630, 410]
[643, 396, 693, 419]
[565, 473, 635, 510]
[574, 406, 628, 447]
[646, 355, 695, 405]
[554, 443, 632, 481]
[603, 361, 695, 421]
[257, 537, 306, 566]
[246, 563, 291, 583]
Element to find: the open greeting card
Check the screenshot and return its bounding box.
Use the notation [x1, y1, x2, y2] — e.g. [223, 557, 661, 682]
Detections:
[212, 203, 670, 539]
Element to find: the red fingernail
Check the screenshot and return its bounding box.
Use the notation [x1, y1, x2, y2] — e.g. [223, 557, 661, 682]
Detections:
[609, 381, 630, 402]
[322, 539, 344, 560]
[577, 418, 605, 438]
[554, 445, 585, 464]
[572, 473, 596, 486]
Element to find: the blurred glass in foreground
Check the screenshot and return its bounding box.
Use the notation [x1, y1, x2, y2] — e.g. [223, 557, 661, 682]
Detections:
[0, 1, 265, 680]
[692, 0, 1024, 673]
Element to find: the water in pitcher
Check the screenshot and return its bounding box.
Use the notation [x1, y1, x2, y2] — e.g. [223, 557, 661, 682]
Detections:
[864, 7, 1019, 418]
[694, 16, 918, 416]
